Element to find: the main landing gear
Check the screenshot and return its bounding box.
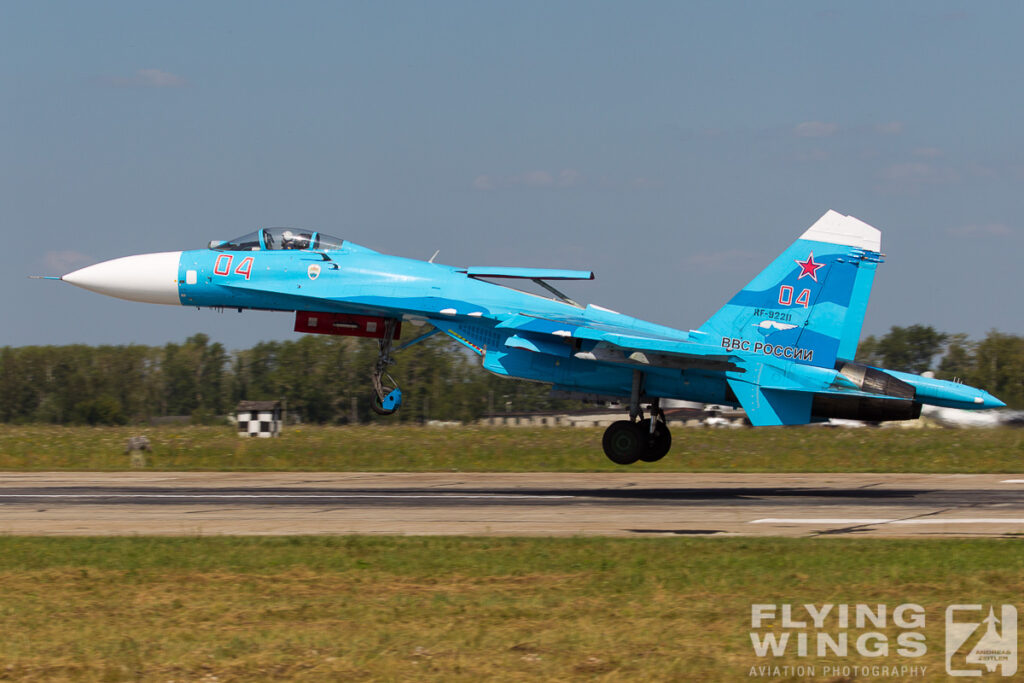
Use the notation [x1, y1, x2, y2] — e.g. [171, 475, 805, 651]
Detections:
[601, 372, 672, 465]
[602, 409, 672, 465]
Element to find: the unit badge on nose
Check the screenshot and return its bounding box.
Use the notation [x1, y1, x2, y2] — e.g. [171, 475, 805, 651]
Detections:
[307, 264, 321, 281]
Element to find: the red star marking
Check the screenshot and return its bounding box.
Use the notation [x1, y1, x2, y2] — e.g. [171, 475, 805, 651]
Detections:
[795, 252, 824, 282]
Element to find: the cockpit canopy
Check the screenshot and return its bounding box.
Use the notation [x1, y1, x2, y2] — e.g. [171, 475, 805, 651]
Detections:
[211, 228, 345, 252]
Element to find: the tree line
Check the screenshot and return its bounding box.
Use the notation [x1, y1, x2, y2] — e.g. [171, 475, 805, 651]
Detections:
[0, 326, 1020, 425]
[856, 325, 1024, 410]
[0, 333, 570, 425]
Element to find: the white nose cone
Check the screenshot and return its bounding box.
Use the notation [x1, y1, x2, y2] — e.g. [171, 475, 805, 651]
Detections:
[62, 252, 182, 305]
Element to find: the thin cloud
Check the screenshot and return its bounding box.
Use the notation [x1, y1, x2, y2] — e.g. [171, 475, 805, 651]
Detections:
[43, 250, 92, 274]
[965, 162, 998, 179]
[912, 147, 943, 159]
[880, 162, 957, 183]
[557, 169, 581, 187]
[111, 69, 187, 88]
[631, 177, 664, 189]
[519, 170, 555, 187]
[874, 121, 905, 135]
[947, 223, 1015, 239]
[876, 162, 958, 194]
[472, 169, 584, 190]
[472, 175, 495, 191]
[794, 121, 839, 138]
[794, 148, 829, 162]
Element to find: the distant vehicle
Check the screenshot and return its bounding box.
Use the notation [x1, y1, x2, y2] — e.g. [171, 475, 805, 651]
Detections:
[47, 211, 1004, 464]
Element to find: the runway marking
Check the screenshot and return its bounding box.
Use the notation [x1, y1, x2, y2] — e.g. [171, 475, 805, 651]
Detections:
[751, 518, 891, 525]
[892, 518, 1024, 525]
[1001, 479, 1024, 483]
[0, 493, 575, 500]
[752, 518, 1024, 525]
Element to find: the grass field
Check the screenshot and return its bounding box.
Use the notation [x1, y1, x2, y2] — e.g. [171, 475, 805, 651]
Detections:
[0, 536, 1021, 681]
[0, 424, 1021, 472]
[2, 427, 1022, 681]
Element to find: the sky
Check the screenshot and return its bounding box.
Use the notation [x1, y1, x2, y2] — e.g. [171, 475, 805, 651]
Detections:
[4, 1, 1022, 350]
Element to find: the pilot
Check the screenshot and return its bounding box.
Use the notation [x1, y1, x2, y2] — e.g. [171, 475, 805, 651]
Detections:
[281, 230, 309, 250]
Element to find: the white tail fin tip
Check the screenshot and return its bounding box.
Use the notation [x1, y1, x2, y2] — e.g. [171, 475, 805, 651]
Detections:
[799, 210, 881, 252]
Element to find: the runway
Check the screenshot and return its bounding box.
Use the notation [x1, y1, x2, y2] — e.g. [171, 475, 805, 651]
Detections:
[2, 472, 1024, 538]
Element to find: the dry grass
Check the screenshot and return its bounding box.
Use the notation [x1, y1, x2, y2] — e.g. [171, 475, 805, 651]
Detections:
[0, 536, 1021, 681]
[0, 424, 1021, 472]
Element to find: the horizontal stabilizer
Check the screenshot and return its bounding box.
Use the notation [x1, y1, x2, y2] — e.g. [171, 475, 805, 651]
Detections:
[464, 266, 594, 280]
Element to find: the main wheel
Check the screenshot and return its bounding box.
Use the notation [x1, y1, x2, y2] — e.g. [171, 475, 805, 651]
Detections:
[602, 420, 645, 465]
[637, 419, 672, 462]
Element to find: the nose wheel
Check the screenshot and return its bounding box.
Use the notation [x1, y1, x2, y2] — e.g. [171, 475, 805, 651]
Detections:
[371, 384, 403, 415]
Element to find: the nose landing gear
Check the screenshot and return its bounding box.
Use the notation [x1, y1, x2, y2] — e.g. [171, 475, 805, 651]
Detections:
[368, 320, 442, 416]
[371, 319, 403, 416]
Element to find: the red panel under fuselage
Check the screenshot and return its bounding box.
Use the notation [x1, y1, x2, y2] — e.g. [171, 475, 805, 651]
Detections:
[294, 311, 401, 339]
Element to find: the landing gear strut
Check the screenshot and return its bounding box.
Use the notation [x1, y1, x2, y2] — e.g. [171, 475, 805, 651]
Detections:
[638, 415, 672, 462]
[600, 372, 673, 465]
[367, 322, 441, 417]
[370, 319, 403, 415]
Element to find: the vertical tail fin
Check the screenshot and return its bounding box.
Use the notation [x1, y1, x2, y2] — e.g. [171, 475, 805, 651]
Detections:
[697, 210, 882, 369]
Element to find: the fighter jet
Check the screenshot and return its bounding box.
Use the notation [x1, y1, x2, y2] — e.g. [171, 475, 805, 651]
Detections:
[48, 212, 1005, 464]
